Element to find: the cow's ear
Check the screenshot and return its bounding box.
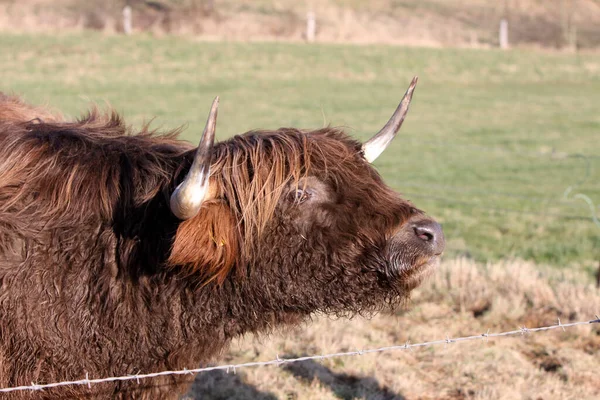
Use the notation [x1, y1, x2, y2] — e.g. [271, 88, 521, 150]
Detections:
[168, 201, 239, 284]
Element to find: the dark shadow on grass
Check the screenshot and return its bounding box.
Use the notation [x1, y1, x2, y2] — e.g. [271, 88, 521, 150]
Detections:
[184, 369, 278, 400]
[282, 356, 405, 400]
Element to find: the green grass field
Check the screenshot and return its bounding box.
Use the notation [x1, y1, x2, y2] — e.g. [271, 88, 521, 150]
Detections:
[1, 32, 599, 271]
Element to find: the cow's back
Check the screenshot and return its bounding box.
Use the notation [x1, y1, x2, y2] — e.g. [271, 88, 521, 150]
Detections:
[0, 93, 62, 124]
[0, 99, 201, 399]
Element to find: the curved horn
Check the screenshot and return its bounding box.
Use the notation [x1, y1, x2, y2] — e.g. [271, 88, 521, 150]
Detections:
[170, 97, 219, 220]
[362, 76, 418, 163]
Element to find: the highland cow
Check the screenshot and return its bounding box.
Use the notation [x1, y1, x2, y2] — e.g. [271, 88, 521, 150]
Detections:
[0, 78, 444, 399]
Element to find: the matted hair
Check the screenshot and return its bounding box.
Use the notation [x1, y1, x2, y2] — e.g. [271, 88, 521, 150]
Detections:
[0, 107, 188, 235]
[168, 127, 366, 284]
[169, 129, 316, 283]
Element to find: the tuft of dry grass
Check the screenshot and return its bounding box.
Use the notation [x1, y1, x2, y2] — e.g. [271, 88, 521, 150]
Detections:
[185, 258, 600, 399]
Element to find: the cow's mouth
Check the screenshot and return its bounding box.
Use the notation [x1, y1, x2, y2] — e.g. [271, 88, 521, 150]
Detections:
[399, 255, 440, 291]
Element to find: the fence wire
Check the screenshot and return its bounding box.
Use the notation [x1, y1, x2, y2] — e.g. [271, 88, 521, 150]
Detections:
[1, 317, 598, 394]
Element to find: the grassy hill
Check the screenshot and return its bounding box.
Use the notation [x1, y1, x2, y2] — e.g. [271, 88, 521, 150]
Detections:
[2, 32, 599, 271]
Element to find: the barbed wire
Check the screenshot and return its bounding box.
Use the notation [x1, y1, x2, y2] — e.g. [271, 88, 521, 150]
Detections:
[1, 317, 598, 394]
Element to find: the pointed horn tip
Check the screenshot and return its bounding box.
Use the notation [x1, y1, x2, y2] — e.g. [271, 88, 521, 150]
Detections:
[399, 77, 418, 106]
[210, 96, 220, 112]
[205, 96, 220, 129]
[407, 76, 418, 95]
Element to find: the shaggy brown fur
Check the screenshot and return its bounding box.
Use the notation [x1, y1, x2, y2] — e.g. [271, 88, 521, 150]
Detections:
[0, 96, 438, 399]
[0, 93, 62, 123]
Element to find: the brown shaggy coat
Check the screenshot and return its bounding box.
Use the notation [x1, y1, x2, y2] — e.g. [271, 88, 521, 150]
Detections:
[0, 95, 426, 399]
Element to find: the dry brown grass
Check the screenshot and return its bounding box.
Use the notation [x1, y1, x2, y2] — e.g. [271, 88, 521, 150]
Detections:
[185, 258, 600, 399]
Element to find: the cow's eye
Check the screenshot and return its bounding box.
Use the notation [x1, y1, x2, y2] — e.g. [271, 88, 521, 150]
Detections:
[290, 188, 311, 204]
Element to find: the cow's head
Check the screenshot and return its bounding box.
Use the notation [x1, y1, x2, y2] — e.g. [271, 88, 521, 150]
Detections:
[168, 77, 444, 313]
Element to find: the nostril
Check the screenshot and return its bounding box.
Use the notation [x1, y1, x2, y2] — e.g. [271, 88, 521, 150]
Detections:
[413, 226, 434, 242]
[409, 219, 445, 255]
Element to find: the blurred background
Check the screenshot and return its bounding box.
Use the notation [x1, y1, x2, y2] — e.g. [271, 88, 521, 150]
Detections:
[0, 0, 598, 49]
[1, 1, 599, 399]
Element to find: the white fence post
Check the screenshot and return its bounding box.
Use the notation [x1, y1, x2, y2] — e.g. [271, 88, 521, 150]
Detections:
[306, 11, 316, 42]
[123, 6, 132, 35]
[499, 18, 508, 49]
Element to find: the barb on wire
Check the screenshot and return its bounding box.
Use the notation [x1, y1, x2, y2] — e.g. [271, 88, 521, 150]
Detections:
[0, 318, 598, 394]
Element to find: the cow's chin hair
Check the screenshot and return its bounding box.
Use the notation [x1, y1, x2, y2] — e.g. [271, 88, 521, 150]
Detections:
[334, 258, 439, 317]
[310, 255, 440, 319]
[323, 289, 410, 320]
[395, 255, 440, 292]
